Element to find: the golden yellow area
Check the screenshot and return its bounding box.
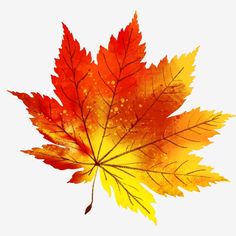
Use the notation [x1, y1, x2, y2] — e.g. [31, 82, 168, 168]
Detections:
[88, 128, 156, 223]
[83, 106, 232, 223]
[100, 164, 156, 223]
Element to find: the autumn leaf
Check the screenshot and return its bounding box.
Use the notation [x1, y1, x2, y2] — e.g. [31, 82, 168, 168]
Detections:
[10, 13, 233, 223]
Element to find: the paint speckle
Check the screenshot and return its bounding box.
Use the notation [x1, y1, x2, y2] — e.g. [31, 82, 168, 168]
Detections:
[88, 71, 93, 77]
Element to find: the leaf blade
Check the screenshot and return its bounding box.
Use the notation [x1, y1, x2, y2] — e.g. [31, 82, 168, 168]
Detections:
[100, 165, 157, 223]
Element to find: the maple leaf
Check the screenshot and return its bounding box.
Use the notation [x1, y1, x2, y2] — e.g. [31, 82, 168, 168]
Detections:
[10, 13, 233, 223]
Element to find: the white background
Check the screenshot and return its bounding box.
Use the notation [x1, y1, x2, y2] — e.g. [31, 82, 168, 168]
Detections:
[1, 0, 236, 235]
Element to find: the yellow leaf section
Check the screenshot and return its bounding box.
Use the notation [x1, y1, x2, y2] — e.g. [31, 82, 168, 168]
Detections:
[95, 108, 231, 201]
[100, 165, 156, 223]
[89, 128, 156, 223]
[169, 47, 198, 94]
[137, 109, 231, 196]
[140, 153, 227, 197]
[163, 108, 233, 152]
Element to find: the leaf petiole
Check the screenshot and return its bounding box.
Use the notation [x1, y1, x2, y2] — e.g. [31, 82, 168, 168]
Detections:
[84, 167, 98, 214]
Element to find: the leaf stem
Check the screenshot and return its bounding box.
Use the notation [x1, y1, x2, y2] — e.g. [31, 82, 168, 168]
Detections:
[84, 167, 98, 214]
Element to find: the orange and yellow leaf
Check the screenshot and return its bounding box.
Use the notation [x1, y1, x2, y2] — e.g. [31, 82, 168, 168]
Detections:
[10, 13, 233, 223]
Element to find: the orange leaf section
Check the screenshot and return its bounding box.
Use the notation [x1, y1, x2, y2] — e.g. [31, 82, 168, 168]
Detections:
[10, 92, 92, 157]
[23, 145, 82, 170]
[52, 24, 93, 110]
[96, 13, 145, 98]
[11, 13, 233, 223]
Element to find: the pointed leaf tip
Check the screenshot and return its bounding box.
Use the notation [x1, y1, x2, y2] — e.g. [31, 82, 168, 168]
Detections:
[61, 22, 66, 29]
[61, 22, 70, 35]
[8, 90, 14, 95]
[193, 46, 200, 56]
[132, 11, 138, 24]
